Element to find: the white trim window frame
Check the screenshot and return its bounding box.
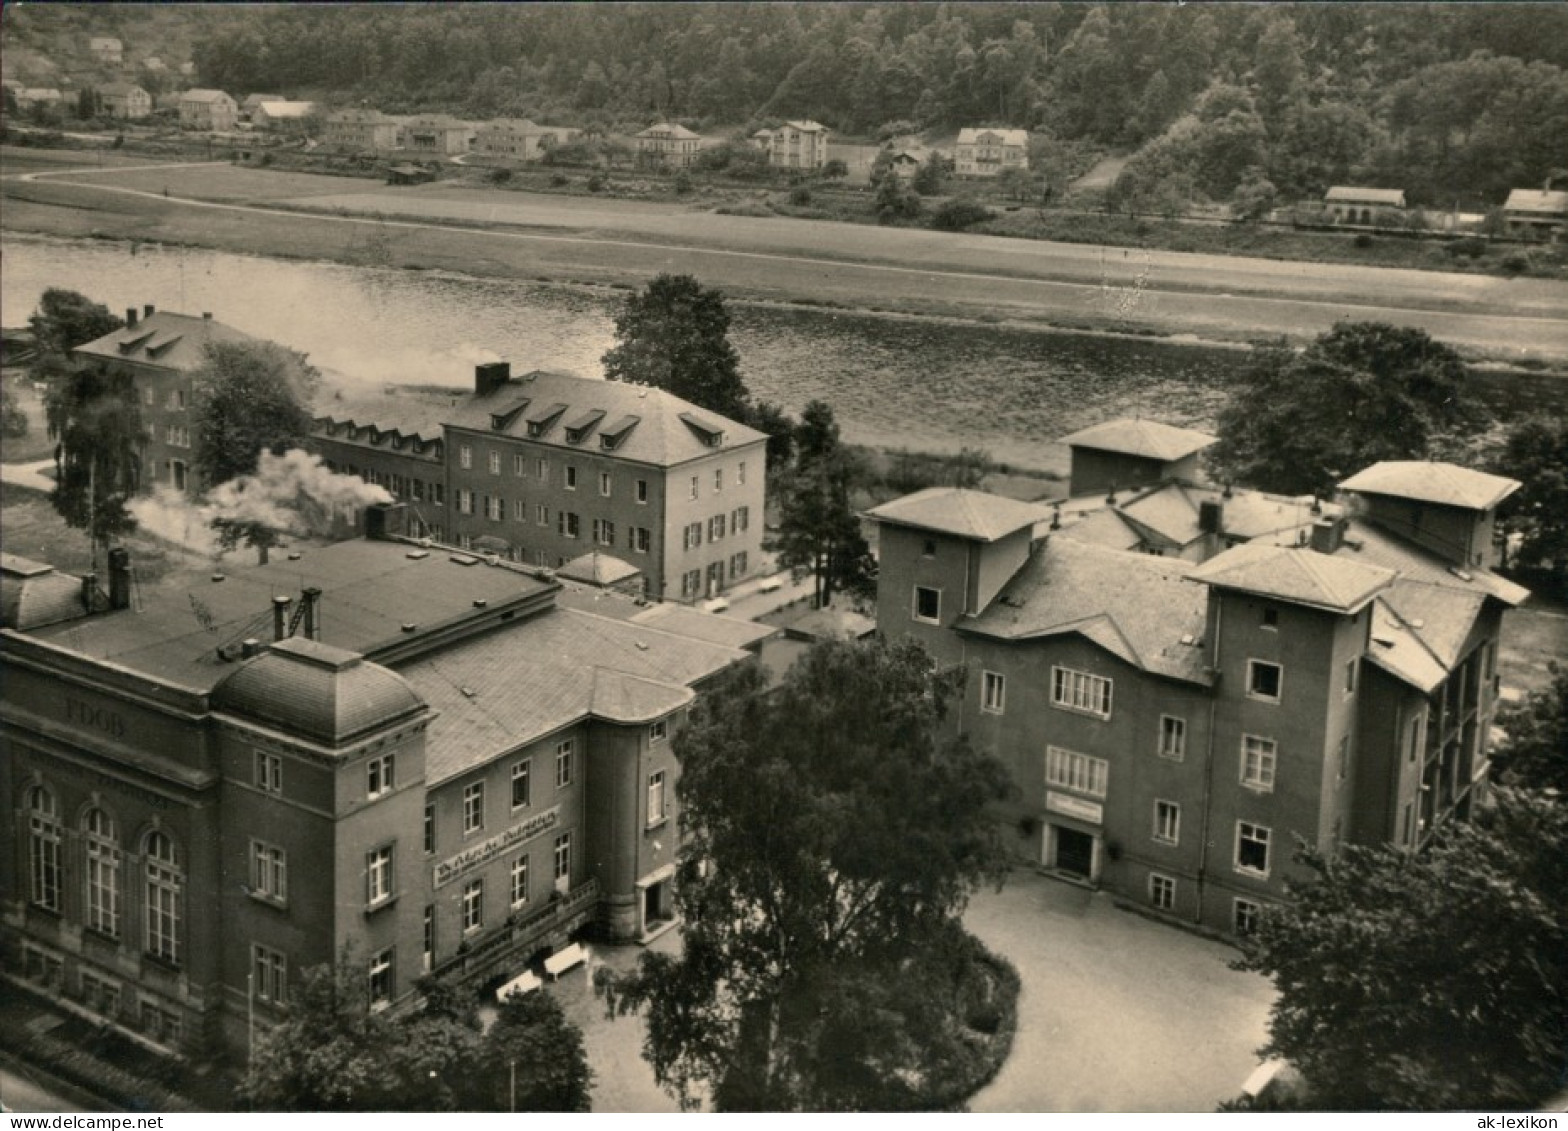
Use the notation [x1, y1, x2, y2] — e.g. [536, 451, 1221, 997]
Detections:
[1240, 734, 1277, 793]
[1246, 659, 1283, 703]
[1051, 666, 1112, 719]
[1235, 821, 1271, 878]
[912, 585, 942, 624]
[981, 670, 1006, 714]
[1044, 745, 1108, 798]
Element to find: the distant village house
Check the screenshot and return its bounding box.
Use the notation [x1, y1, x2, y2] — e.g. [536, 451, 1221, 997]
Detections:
[635, 122, 701, 169]
[1502, 189, 1568, 241]
[1324, 186, 1407, 226]
[955, 128, 1029, 177]
[756, 120, 830, 170]
[98, 82, 152, 120]
[252, 100, 316, 133]
[240, 93, 284, 120]
[323, 108, 401, 152]
[401, 115, 473, 155]
[473, 119, 578, 162]
[178, 88, 238, 131]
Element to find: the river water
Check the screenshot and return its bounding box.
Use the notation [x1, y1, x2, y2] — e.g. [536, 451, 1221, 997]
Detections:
[2, 233, 1556, 473]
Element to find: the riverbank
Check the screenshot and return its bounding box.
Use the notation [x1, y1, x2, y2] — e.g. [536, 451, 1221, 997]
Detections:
[6, 149, 1568, 363]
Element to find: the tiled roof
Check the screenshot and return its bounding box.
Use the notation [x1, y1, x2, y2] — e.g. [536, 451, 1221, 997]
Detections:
[213, 637, 425, 745]
[1189, 543, 1394, 614]
[1056, 506, 1143, 551]
[1380, 580, 1485, 669]
[442, 371, 765, 467]
[27, 540, 556, 690]
[72, 311, 257, 373]
[1503, 189, 1568, 215]
[1338, 462, 1520, 511]
[957, 128, 1029, 146]
[406, 605, 749, 784]
[314, 391, 448, 442]
[783, 120, 828, 133]
[865, 488, 1049, 543]
[1, 554, 88, 631]
[961, 538, 1211, 685]
[1325, 186, 1406, 205]
[257, 100, 315, 118]
[627, 602, 778, 650]
[1332, 519, 1529, 607]
[638, 122, 699, 139]
[1059, 418, 1217, 462]
[1365, 599, 1448, 693]
[181, 89, 233, 104]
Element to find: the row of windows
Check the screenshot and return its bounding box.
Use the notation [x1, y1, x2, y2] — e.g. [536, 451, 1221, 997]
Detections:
[22, 947, 190, 1045]
[143, 387, 188, 410]
[453, 494, 659, 554]
[325, 461, 447, 506]
[163, 424, 191, 448]
[459, 447, 747, 499]
[1143, 878, 1264, 935]
[1039, 733, 1284, 797]
[678, 554, 748, 599]
[681, 508, 750, 550]
[26, 788, 183, 965]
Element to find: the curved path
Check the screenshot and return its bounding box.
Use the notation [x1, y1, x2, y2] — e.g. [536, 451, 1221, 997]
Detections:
[9, 160, 1568, 359]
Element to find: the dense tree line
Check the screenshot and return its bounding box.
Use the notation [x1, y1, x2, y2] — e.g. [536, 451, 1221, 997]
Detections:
[143, 5, 1568, 203]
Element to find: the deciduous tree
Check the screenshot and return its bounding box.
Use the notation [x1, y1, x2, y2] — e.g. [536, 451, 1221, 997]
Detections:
[191, 341, 320, 488]
[1234, 787, 1568, 1110]
[602, 274, 751, 422]
[598, 638, 1014, 1111]
[1494, 416, 1568, 579]
[45, 366, 143, 563]
[1492, 664, 1568, 794]
[27, 288, 124, 383]
[473, 990, 594, 1112]
[1209, 323, 1487, 496]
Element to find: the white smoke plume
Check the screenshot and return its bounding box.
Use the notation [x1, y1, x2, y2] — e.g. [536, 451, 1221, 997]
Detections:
[128, 449, 393, 558]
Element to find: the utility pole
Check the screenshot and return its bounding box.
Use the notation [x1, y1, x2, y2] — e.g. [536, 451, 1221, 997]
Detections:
[509, 1059, 516, 1113]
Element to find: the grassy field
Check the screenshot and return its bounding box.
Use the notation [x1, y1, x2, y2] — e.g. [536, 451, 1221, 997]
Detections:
[0, 480, 201, 584]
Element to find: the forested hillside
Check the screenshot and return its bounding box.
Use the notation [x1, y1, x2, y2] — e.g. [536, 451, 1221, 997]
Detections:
[6, 4, 1566, 207]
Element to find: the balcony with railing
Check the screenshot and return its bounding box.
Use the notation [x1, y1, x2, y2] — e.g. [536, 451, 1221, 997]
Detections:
[433, 878, 600, 984]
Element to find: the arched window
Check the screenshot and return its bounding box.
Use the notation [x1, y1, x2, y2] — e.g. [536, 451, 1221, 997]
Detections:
[28, 787, 62, 912]
[83, 808, 121, 937]
[144, 831, 183, 965]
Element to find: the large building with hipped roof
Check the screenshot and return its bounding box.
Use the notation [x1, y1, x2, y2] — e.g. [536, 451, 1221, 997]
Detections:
[1, 517, 773, 1061]
[71, 306, 260, 495]
[867, 418, 1526, 935]
[311, 363, 767, 604]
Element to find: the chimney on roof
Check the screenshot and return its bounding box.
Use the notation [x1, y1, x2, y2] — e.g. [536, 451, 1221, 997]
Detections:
[126, 307, 138, 327]
[1310, 516, 1346, 556]
[1198, 499, 1224, 535]
[301, 586, 322, 640]
[81, 571, 99, 613]
[144, 304, 155, 318]
[272, 595, 292, 641]
[241, 638, 263, 659]
[475, 361, 511, 397]
[202, 312, 212, 321]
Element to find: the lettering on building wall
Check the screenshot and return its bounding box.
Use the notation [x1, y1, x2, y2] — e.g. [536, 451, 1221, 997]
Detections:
[66, 697, 127, 739]
[433, 805, 560, 888]
[1045, 790, 1104, 825]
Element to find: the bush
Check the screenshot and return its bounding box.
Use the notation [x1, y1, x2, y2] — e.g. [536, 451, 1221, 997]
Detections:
[789, 185, 813, 206]
[1500, 252, 1531, 275]
[487, 167, 513, 184]
[673, 171, 693, 195]
[549, 172, 569, 187]
[1352, 232, 1374, 248]
[1446, 236, 1489, 260]
[930, 198, 995, 232]
[586, 172, 606, 193]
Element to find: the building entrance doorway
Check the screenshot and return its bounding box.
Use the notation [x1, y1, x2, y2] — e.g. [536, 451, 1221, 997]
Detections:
[1053, 825, 1096, 879]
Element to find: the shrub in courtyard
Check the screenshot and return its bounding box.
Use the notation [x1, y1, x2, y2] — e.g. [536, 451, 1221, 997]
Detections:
[930, 198, 995, 232]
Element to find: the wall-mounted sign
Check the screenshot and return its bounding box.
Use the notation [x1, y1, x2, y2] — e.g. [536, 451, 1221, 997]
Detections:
[1045, 791, 1103, 825]
[434, 805, 559, 888]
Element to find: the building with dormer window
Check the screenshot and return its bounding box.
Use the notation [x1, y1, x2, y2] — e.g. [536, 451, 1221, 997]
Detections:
[310, 365, 766, 603]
